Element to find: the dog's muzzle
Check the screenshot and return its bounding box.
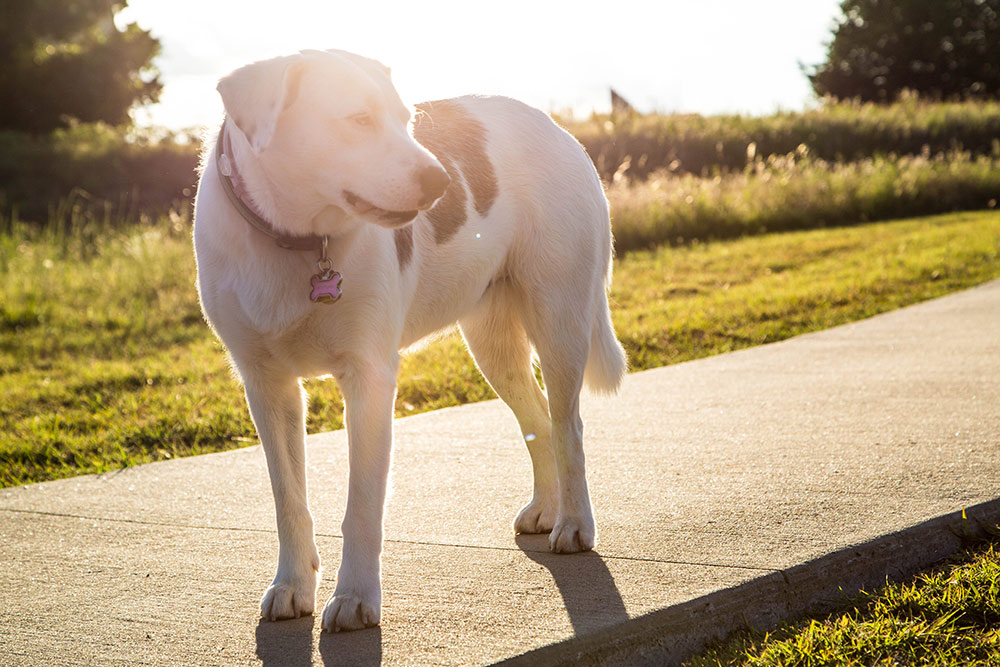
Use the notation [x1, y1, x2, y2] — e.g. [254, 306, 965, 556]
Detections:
[343, 190, 419, 225]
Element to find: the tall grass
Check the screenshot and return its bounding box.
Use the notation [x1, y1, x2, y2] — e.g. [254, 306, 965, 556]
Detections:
[607, 148, 1000, 253]
[0, 210, 245, 486]
[562, 96, 1000, 181]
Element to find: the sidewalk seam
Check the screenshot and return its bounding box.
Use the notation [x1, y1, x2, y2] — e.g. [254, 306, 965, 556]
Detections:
[0, 506, 779, 574]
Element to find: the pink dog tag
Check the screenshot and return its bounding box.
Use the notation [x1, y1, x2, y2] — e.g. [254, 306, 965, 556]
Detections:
[310, 271, 343, 304]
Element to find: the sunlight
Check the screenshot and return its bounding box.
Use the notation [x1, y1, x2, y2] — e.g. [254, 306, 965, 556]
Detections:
[120, 0, 841, 129]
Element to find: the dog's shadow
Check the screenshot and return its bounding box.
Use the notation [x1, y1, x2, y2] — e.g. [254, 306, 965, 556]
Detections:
[254, 616, 315, 666]
[515, 534, 629, 636]
[251, 539, 624, 664]
[254, 615, 382, 667]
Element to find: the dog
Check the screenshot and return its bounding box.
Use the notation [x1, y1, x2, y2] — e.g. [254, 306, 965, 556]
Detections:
[193, 49, 627, 632]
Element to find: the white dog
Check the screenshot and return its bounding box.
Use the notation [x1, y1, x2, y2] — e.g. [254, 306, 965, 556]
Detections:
[193, 49, 626, 632]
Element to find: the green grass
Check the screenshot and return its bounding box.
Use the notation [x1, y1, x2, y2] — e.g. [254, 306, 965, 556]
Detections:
[1, 209, 999, 487]
[610, 209, 1000, 370]
[685, 541, 1000, 666]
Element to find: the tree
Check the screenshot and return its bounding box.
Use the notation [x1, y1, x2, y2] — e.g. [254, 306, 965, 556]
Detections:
[0, 0, 161, 133]
[808, 0, 1000, 102]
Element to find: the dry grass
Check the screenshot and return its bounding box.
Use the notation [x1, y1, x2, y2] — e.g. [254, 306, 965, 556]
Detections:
[607, 149, 1000, 253]
[561, 95, 1000, 181]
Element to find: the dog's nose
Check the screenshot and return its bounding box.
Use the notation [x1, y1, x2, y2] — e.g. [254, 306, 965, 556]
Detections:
[418, 165, 450, 204]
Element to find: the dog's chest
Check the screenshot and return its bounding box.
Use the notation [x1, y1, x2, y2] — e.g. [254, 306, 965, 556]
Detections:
[262, 309, 357, 378]
[219, 273, 363, 378]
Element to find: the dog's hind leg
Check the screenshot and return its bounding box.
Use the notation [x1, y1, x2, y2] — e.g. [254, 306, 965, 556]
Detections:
[520, 288, 598, 554]
[459, 284, 558, 535]
[242, 370, 321, 621]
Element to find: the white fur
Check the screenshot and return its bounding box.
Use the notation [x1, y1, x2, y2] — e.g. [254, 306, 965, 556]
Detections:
[193, 49, 627, 632]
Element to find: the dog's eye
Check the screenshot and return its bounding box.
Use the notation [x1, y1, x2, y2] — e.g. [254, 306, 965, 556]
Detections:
[351, 112, 374, 127]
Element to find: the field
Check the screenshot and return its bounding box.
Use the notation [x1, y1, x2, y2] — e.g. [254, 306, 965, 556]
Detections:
[2, 209, 999, 487]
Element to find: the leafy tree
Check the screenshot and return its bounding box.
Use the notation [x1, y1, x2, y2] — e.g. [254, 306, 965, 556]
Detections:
[0, 0, 161, 133]
[808, 0, 1000, 102]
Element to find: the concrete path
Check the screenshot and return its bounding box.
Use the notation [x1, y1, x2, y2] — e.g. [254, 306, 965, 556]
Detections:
[3, 280, 1000, 666]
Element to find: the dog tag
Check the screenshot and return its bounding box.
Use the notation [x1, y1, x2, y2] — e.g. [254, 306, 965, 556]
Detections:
[310, 270, 343, 304]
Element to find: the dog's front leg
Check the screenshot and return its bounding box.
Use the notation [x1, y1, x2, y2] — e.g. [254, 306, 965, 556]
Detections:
[243, 372, 321, 621]
[321, 356, 398, 632]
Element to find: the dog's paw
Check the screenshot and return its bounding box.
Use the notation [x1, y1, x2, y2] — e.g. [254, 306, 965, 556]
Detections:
[321, 592, 381, 632]
[513, 498, 557, 534]
[549, 514, 597, 553]
[260, 572, 319, 621]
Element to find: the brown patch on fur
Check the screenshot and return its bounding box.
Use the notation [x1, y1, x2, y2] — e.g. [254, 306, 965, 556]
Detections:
[413, 99, 497, 244]
[394, 225, 413, 270]
[423, 156, 467, 244]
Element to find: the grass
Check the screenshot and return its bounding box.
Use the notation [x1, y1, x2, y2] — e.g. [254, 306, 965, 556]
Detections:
[609, 209, 1000, 371]
[685, 541, 1000, 666]
[606, 149, 1000, 253]
[2, 208, 999, 487]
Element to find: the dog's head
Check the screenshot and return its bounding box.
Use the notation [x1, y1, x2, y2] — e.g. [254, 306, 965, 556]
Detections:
[217, 49, 449, 231]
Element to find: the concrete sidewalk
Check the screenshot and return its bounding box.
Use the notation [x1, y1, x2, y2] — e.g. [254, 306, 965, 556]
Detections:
[2, 280, 999, 666]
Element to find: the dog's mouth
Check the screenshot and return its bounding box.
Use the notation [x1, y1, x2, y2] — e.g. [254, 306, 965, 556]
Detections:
[344, 191, 418, 225]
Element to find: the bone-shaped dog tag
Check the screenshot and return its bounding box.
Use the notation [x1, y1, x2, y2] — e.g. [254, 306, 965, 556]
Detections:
[310, 270, 343, 304]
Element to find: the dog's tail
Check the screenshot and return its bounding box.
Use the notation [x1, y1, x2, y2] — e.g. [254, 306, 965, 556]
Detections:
[584, 292, 628, 394]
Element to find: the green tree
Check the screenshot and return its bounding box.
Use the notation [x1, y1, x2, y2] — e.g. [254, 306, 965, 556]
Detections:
[0, 0, 161, 133]
[808, 0, 1000, 102]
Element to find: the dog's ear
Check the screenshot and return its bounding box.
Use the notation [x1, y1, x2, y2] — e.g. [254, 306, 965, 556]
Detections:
[217, 55, 305, 154]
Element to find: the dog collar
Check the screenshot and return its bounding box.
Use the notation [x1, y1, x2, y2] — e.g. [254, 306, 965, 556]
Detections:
[216, 119, 343, 304]
[216, 120, 327, 251]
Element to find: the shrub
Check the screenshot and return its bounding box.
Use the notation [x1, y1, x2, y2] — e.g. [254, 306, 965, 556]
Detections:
[562, 96, 1000, 181]
[0, 121, 200, 224]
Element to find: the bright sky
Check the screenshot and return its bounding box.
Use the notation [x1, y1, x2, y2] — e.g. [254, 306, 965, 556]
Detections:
[119, 0, 844, 130]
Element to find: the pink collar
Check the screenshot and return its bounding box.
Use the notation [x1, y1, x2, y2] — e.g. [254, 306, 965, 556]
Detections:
[216, 120, 326, 252]
[216, 119, 342, 304]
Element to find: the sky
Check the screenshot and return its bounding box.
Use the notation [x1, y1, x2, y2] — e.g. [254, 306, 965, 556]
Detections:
[119, 0, 845, 131]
